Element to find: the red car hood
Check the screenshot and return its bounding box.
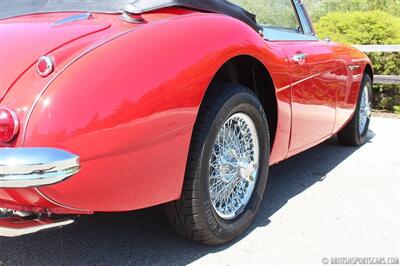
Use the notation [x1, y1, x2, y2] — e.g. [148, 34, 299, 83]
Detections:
[0, 13, 110, 100]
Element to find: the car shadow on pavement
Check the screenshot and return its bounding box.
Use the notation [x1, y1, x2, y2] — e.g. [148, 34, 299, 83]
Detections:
[0, 132, 375, 266]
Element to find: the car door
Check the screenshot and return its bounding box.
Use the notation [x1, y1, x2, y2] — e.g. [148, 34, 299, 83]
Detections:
[277, 40, 338, 152]
[231, 0, 339, 153]
[263, 0, 338, 152]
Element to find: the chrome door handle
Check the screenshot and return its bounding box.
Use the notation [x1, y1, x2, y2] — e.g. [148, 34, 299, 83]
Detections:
[292, 53, 307, 64]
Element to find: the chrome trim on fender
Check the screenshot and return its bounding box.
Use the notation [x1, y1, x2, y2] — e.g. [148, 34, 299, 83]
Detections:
[0, 148, 80, 188]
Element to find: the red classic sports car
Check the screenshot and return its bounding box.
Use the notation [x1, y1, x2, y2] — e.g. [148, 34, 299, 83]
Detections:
[0, 0, 372, 245]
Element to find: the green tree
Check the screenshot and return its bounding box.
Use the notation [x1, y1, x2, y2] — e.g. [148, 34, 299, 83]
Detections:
[305, 0, 400, 21]
[315, 11, 400, 44]
[230, 0, 299, 27]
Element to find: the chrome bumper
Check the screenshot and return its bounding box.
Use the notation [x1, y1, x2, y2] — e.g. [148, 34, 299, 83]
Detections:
[0, 148, 80, 188]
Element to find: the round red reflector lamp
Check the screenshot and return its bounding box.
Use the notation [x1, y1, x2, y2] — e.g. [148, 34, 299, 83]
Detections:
[0, 107, 19, 143]
[37, 56, 54, 77]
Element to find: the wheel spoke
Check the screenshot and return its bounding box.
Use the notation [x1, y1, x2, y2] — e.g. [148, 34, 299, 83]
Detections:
[208, 113, 259, 220]
[359, 85, 370, 134]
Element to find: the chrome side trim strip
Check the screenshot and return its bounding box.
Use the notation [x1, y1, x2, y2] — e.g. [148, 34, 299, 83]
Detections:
[0, 148, 80, 188]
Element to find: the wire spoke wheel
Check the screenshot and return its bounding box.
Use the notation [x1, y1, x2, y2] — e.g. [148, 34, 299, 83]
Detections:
[338, 74, 372, 147]
[208, 113, 260, 220]
[359, 84, 371, 135]
[166, 83, 270, 245]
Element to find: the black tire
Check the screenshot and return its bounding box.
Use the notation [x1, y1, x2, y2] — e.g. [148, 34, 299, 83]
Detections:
[338, 74, 372, 146]
[165, 82, 270, 246]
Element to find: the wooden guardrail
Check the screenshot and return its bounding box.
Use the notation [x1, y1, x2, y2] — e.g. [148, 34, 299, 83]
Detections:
[353, 45, 400, 85]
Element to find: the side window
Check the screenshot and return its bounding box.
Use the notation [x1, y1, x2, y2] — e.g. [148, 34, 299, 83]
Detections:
[230, 0, 318, 41]
[230, 0, 301, 32]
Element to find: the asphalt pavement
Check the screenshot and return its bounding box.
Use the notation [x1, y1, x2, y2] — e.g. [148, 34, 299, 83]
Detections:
[0, 117, 399, 266]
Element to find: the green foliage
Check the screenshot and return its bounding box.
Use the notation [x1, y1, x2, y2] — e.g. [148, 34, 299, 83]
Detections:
[313, 9, 400, 111]
[314, 11, 400, 44]
[229, 0, 400, 25]
[369, 53, 400, 76]
[372, 84, 400, 112]
[305, 0, 400, 21]
[369, 52, 400, 112]
[230, 0, 298, 28]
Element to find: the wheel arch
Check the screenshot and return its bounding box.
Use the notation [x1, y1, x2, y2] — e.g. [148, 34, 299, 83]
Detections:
[209, 55, 278, 150]
[364, 63, 374, 82]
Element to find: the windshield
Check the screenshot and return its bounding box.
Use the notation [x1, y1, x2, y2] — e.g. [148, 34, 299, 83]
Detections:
[0, 0, 132, 19]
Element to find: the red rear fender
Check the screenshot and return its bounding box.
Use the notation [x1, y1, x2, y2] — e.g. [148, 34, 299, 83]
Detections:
[2, 12, 291, 213]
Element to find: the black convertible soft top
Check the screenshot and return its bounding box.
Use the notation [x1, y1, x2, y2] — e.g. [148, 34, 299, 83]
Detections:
[125, 0, 262, 32]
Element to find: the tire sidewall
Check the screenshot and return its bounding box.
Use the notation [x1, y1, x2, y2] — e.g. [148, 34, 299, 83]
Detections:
[197, 90, 270, 243]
